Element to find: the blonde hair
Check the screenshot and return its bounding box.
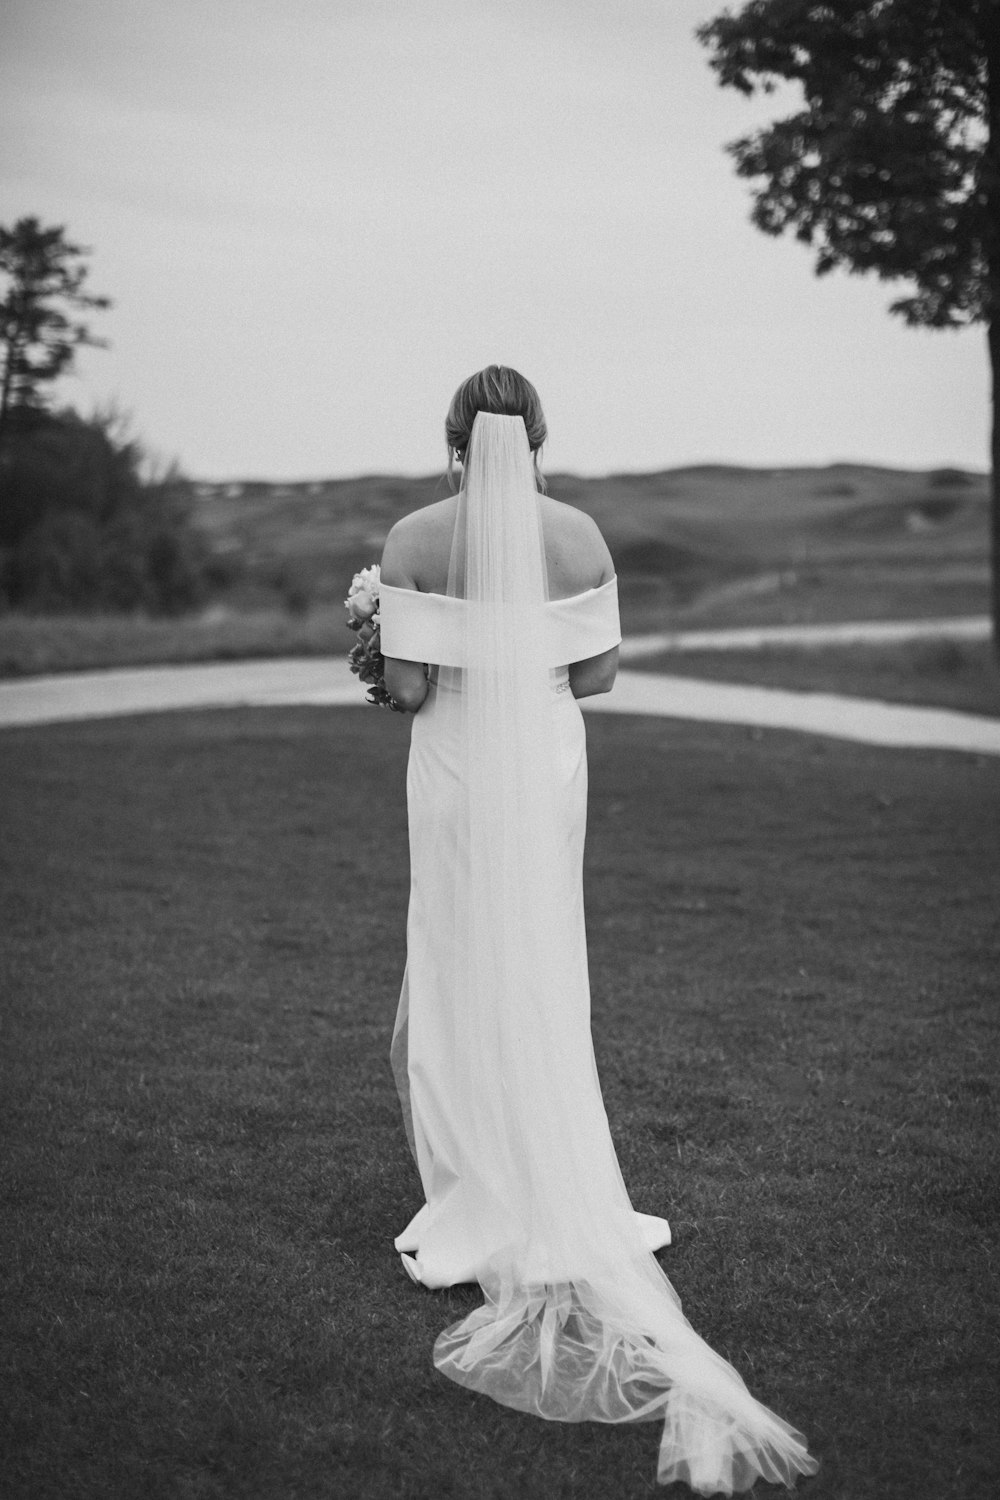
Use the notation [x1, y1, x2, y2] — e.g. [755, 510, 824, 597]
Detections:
[445, 366, 547, 490]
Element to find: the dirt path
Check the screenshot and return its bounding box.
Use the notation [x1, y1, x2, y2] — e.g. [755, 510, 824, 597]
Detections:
[1, 650, 998, 756]
[619, 614, 991, 658]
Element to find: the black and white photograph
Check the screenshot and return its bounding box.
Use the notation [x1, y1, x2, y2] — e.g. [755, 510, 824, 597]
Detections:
[1, 2, 997, 1496]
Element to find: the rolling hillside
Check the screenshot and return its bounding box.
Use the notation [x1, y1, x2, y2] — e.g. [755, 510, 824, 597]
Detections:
[190, 464, 990, 631]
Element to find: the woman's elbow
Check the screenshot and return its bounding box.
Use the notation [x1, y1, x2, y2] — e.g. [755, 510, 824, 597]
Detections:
[393, 683, 429, 712]
[569, 667, 617, 699]
[383, 658, 428, 712]
[569, 648, 618, 699]
[587, 669, 618, 697]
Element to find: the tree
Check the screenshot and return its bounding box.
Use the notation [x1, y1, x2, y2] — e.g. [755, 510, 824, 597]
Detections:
[0, 221, 214, 614]
[0, 217, 111, 440]
[697, 0, 1000, 643]
[0, 407, 212, 614]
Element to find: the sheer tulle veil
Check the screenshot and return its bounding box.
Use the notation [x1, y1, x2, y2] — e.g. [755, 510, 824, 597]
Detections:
[392, 411, 818, 1494]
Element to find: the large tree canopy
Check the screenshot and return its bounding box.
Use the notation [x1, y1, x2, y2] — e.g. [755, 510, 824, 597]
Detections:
[698, 0, 999, 636]
[0, 217, 111, 438]
[697, 0, 994, 324]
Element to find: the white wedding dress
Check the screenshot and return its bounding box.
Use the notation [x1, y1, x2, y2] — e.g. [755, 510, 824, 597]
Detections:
[378, 414, 817, 1494]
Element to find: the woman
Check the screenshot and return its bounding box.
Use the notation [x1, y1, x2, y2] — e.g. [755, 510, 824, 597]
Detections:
[378, 366, 817, 1494]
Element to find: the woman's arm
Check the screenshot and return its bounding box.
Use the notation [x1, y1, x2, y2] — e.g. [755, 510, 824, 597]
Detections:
[380, 519, 430, 713]
[383, 654, 429, 713]
[569, 645, 619, 699]
[555, 508, 619, 698]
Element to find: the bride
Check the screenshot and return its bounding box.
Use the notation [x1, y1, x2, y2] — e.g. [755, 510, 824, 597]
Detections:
[377, 366, 817, 1494]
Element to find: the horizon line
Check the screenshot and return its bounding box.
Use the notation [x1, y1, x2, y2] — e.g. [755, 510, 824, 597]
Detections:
[187, 458, 989, 487]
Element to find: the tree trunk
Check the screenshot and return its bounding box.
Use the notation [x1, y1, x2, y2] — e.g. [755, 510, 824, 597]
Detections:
[0, 333, 16, 447]
[992, 316, 1000, 655]
[987, 3, 1000, 654]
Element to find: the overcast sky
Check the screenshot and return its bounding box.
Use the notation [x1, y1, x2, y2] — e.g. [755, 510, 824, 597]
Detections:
[1, 0, 987, 479]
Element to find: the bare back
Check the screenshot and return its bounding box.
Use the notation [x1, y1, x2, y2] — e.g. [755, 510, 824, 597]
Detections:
[380, 492, 614, 600]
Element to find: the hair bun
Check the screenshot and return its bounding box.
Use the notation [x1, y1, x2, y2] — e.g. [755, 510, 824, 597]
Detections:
[446, 366, 547, 454]
[445, 366, 547, 491]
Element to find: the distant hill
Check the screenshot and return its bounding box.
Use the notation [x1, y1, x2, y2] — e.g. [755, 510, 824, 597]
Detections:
[189, 464, 990, 631]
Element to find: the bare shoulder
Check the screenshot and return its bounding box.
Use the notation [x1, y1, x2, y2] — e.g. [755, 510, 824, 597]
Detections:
[381, 498, 457, 589]
[539, 496, 615, 597]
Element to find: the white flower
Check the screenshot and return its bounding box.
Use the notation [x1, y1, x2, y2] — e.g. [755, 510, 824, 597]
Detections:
[345, 562, 382, 612]
[348, 588, 377, 621]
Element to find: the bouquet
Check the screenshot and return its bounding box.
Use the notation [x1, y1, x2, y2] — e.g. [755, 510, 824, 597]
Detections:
[345, 564, 404, 710]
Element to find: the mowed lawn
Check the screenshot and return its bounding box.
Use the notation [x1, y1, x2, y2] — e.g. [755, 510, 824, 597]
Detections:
[627, 638, 1000, 719]
[1, 706, 998, 1500]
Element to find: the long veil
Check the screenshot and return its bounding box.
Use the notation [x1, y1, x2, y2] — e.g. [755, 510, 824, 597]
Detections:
[399, 412, 817, 1493]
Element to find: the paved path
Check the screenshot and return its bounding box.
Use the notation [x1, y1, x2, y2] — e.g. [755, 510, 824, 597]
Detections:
[588, 672, 1000, 755]
[1, 653, 997, 757]
[0, 659, 362, 728]
[619, 614, 992, 659]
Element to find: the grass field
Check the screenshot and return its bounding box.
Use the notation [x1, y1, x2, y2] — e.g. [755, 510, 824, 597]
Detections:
[629, 639, 1000, 718]
[0, 461, 991, 684]
[2, 705, 998, 1499]
[186, 462, 991, 636]
[0, 605, 346, 679]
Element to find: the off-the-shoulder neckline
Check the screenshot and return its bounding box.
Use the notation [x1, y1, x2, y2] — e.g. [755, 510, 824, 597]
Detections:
[380, 576, 618, 605]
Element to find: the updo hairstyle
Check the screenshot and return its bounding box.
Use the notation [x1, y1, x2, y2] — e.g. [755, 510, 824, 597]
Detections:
[445, 365, 547, 490]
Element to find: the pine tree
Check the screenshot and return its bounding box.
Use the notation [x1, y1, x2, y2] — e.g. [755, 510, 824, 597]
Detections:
[0, 217, 111, 440]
